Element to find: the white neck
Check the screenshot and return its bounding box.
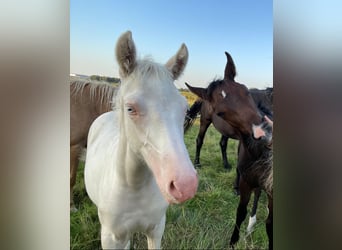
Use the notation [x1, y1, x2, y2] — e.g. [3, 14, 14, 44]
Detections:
[115, 123, 153, 190]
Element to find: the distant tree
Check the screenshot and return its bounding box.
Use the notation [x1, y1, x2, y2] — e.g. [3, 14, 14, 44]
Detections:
[90, 75, 120, 83]
[90, 75, 100, 81]
[106, 77, 121, 83]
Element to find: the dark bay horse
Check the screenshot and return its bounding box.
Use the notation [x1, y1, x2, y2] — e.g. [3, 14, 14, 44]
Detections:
[184, 98, 238, 170]
[184, 87, 273, 171]
[186, 52, 273, 249]
[184, 68, 272, 235]
[70, 80, 117, 211]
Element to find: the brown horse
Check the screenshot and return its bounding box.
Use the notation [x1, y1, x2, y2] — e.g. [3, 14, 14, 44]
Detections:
[186, 52, 273, 249]
[184, 87, 273, 171]
[184, 74, 272, 236]
[184, 94, 269, 234]
[70, 80, 117, 211]
[184, 98, 238, 170]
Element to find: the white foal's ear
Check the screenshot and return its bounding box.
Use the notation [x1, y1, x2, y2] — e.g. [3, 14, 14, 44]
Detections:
[115, 31, 137, 78]
[165, 43, 188, 80]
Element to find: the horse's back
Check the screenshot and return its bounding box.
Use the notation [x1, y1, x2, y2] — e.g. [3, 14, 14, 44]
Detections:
[85, 111, 119, 205]
[70, 82, 95, 145]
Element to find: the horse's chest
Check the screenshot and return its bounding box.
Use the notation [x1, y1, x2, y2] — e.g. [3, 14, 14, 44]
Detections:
[99, 190, 167, 234]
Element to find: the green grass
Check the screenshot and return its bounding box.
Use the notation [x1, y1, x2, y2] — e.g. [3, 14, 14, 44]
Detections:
[71, 124, 269, 249]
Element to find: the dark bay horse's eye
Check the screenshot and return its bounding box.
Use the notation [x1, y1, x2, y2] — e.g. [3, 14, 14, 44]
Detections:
[217, 112, 225, 117]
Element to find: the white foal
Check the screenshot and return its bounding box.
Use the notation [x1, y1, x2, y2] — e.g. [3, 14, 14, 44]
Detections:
[85, 31, 198, 249]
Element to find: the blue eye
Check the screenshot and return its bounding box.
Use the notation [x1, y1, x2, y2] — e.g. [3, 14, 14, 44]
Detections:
[126, 106, 137, 115]
[125, 102, 138, 116]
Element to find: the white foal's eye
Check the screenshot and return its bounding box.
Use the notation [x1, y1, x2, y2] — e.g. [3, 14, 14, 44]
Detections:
[126, 105, 137, 115]
[125, 99, 142, 117]
[127, 107, 135, 113]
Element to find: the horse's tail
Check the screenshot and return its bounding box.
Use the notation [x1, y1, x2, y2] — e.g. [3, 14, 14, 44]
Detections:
[263, 152, 273, 196]
[265, 168, 273, 196]
[184, 99, 203, 133]
[257, 145, 273, 197]
[248, 141, 273, 197]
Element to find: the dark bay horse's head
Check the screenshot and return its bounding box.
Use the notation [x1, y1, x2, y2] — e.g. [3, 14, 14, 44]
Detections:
[186, 52, 267, 140]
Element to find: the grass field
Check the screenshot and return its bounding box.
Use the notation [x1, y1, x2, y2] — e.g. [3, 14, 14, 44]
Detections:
[70, 121, 269, 249]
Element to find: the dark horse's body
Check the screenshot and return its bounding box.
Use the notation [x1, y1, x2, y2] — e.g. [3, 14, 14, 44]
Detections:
[184, 75, 272, 234]
[186, 52, 273, 249]
[70, 80, 117, 211]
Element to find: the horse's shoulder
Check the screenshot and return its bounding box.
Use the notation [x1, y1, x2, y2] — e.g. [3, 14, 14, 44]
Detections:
[85, 111, 119, 204]
[88, 111, 118, 144]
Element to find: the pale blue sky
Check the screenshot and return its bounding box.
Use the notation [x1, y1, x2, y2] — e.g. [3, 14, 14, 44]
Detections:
[70, 0, 273, 89]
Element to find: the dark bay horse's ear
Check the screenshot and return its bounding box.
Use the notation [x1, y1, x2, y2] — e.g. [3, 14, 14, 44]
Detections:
[224, 51, 236, 81]
[264, 115, 273, 128]
[185, 82, 208, 101]
[115, 31, 137, 78]
[165, 44, 188, 80]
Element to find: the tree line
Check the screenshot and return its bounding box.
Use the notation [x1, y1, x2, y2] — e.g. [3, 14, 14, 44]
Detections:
[90, 75, 121, 83]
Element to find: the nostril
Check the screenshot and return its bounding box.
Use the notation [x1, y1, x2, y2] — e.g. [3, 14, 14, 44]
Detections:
[167, 175, 198, 203]
[169, 180, 182, 200]
[169, 181, 176, 192]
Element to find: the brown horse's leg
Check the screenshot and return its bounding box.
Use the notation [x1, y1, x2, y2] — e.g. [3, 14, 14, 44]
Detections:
[195, 119, 211, 167]
[219, 135, 232, 170]
[251, 188, 261, 216]
[230, 177, 252, 247]
[233, 168, 240, 195]
[70, 144, 81, 211]
[247, 187, 262, 233]
[266, 195, 273, 250]
[233, 142, 243, 195]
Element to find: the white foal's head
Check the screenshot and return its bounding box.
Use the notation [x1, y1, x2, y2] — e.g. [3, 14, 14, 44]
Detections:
[115, 31, 198, 204]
